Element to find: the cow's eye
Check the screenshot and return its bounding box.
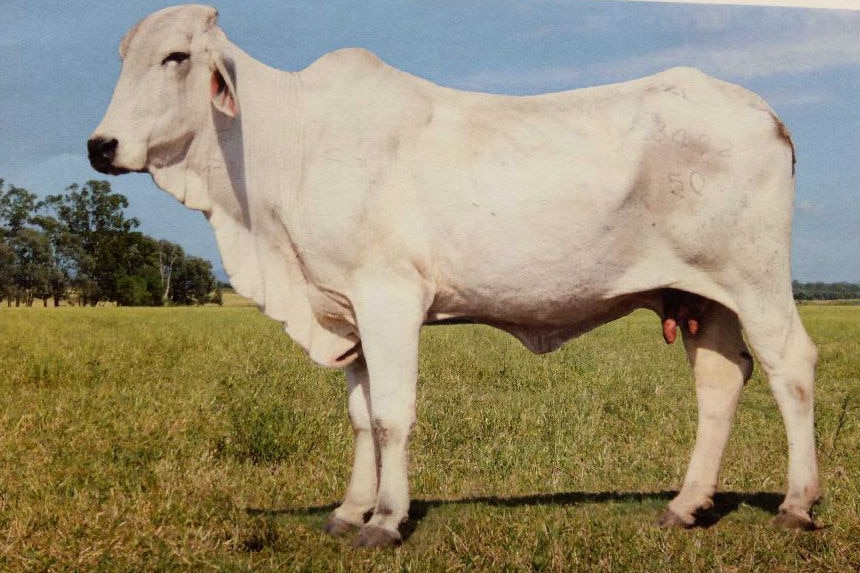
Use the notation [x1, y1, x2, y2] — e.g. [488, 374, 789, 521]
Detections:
[161, 52, 190, 66]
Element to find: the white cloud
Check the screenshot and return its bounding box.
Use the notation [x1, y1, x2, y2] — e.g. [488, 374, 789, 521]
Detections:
[612, 26, 860, 80]
[764, 88, 836, 108]
[795, 199, 824, 214]
[620, 0, 860, 9]
[458, 8, 860, 93]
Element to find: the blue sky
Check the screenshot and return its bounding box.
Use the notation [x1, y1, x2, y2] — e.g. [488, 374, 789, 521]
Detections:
[1, 1, 858, 282]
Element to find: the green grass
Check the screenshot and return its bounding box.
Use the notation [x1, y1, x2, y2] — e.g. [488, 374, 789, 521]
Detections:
[0, 304, 857, 571]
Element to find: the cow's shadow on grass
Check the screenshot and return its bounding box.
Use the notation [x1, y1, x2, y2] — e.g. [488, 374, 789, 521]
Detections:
[246, 490, 784, 543]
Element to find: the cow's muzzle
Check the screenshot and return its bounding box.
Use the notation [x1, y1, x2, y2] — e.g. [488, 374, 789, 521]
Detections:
[87, 137, 131, 175]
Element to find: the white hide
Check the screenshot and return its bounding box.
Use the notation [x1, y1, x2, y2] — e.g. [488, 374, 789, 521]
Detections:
[92, 6, 797, 357]
[91, 4, 819, 545]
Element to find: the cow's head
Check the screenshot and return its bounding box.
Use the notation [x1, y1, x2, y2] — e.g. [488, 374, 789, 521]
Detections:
[88, 4, 238, 178]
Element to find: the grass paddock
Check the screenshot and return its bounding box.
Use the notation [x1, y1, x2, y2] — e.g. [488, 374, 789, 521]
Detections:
[0, 303, 858, 571]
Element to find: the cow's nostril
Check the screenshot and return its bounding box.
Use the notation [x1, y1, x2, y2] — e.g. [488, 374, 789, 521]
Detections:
[88, 137, 118, 161]
[87, 137, 121, 174]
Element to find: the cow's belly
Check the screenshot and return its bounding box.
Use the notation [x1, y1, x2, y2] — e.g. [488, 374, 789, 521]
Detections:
[427, 277, 656, 354]
[425, 244, 662, 353]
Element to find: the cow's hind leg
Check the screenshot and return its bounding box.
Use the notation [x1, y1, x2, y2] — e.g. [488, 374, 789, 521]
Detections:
[737, 297, 819, 529]
[660, 301, 753, 527]
[324, 359, 378, 536]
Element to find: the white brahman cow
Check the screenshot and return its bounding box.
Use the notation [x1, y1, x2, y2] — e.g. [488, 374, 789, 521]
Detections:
[89, 4, 820, 547]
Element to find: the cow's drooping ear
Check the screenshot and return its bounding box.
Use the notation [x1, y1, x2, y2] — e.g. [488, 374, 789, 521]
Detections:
[210, 54, 239, 117]
[204, 7, 219, 30]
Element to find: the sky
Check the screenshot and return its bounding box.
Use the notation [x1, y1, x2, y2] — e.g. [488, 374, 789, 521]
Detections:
[1, 0, 858, 282]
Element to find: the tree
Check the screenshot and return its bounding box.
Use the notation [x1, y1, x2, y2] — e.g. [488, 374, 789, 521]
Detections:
[1, 177, 219, 307]
[29, 208, 76, 307]
[115, 274, 152, 306]
[157, 240, 182, 303]
[8, 228, 54, 306]
[0, 240, 16, 305]
[0, 181, 38, 234]
[171, 255, 216, 305]
[40, 181, 140, 305]
[1, 182, 51, 306]
[114, 233, 164, 306]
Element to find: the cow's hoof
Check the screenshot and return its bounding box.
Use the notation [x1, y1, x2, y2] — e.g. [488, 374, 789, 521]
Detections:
[657, 508, 695, 529]
[772, 508, 818, 531]
[323, 515, 359, 537]
[352, 525, 402, 548]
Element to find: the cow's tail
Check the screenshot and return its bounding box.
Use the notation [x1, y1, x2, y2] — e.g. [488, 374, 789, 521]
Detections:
[771, 112, 796, 177]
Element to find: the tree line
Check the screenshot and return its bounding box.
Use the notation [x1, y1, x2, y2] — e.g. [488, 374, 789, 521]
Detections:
[0, 179, 221, 307]
[792, 281, 860, 302]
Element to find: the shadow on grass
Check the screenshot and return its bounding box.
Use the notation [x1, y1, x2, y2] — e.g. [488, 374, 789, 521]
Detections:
[246, 489, 784, 542]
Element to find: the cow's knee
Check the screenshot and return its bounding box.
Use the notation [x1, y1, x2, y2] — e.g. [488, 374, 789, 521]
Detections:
[371, 414, 414, 447]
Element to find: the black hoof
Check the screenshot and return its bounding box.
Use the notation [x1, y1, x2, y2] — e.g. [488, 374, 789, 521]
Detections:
[352, 525, 402, 548]
[323, 516, 359, 537]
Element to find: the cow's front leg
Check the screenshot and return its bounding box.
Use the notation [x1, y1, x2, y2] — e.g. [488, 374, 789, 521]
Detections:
[348, 281, 424, 548]
[324, 358, 378, 536]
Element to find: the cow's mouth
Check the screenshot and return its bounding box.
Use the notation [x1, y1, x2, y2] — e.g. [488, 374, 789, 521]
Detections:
[93, 163, 133, 176]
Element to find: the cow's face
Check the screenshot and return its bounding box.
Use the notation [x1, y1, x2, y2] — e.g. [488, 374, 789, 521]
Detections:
[88, 4, 238, 176]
